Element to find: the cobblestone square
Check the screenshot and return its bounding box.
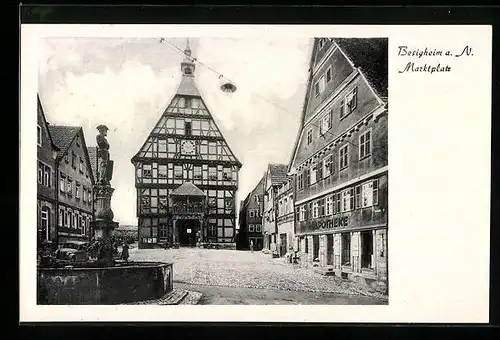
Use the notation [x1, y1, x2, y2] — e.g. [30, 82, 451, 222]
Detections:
[129, 247, 388, 304]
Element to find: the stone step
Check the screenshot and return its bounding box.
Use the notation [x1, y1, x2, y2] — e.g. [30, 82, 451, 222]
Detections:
[179, 291, 204, 305]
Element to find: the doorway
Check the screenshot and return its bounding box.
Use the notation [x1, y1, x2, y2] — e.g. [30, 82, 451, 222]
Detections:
[178, 219, 199, 247]
[361, 230, 374, 269]
[341, 232, 351, 266]
[326, 234, 334, 265]
[280, 233, 287, 257]
[313, 235, 320, 261]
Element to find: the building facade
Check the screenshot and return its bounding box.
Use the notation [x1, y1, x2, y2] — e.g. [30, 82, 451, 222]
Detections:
[37, 95, 59, 246]
[262, 164, 288, 253]
[49, 125, 95, 244]
[238, 175, 265, 251]
[275, 176, 294, 257]
[289, 38, 388, 288]
[131, 40, 242, 249]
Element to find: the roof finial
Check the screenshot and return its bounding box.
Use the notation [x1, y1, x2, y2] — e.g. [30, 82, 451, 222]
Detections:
[184, 37, 191, 57]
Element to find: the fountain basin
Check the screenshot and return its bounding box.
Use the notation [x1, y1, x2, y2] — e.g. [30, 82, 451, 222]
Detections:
[37, 261, 173, 305]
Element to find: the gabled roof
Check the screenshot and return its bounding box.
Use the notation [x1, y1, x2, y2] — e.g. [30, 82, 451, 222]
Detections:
[48, 126, 81, 160]
[268, 163, 288, 186]
[49, 125, 96, 184]
[37, 94, 59, 151]
[87, 146, 98, 180]
[332, 38, 388, 100]
[288, 38, 388, 173]
[170, 181, 206, 197]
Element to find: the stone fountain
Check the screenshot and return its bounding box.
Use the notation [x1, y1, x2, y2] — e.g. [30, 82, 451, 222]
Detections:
[37, 125, 174, 305]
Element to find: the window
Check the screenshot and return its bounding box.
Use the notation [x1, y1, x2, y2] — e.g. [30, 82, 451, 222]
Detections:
[341, 188, 355, 212]
[208, 167, 217, 180]
[37, 125, 42, 146]
[320, 110, 332, 135]
[37, 162, 43, 184]
[305, 168, 311, 188]
[185, 122, 192, 136]
[340, 87, 358, 119]
[43, 165, 51, 187]
[222, 167, 232, 181]
[362, 180, 379, 207]
[60, 174, 66, 193]
[256, 225, 262, 232]
[300, 205, 306, 221]
[174, 165, 183, 179]
[297, 173, 304, 191]
[318, 38, 326, 49]
[326, 195, 333, 215]
[323, 155, 332, 177]
[248, 224, 255, 232]
[307, 129, 313, 145]
[194, 166, 202, 179]
[359, 130, 372, 159]
[314, 82, 320, 97]
[143, 164, 152, 178]
[318, 75, 326, 93]
[249, 210, 255, 218]
[71, 152, 76, 169]
[326, 67, 332, 83]
[313, 201, 319, 218]
[355, 185, 362, 209]
[81, 217, 86, 235]
[318, 199, 325, 216]
[76, 135, 80, 147]
[67, 178, 73, 196]
[310, 165, 317, 185]
[82, 188, 87, 203]
[339, 145, 349, 170]
[79, 158, 84, 173]
[191, 98, 200, 109]
[333, 192, 341, 214]
[75, 183, 81, 199]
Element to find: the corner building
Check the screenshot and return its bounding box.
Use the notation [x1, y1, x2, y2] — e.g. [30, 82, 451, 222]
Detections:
[131, 40, 242, 249]
[289, 38, 388, 288]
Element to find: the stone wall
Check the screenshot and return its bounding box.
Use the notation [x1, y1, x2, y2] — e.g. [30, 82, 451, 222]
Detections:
[37, 262, 173, 305]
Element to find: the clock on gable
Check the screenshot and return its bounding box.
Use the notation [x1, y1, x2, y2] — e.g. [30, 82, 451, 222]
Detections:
[180, 140, 196, 155]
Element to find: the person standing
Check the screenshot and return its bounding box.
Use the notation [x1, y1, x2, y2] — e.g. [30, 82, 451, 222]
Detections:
[121, 242, 130, 262]
[250, 239, 254, 253]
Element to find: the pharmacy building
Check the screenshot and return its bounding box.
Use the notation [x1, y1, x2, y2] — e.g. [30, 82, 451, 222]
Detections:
[288, 38, 388, 288]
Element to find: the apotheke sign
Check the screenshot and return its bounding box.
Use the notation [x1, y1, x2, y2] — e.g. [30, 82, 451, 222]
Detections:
[320, 216, 349, 229]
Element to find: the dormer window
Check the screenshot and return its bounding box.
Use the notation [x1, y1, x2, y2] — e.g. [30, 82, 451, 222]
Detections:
[306, 129, 313, 145]
[37, 125, 42, 146]
[340, 87, 358, 119]
[318, 38, 326, 49]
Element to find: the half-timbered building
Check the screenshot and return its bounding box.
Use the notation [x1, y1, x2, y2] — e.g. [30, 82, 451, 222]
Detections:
[131, 40, 242, 249]
[289, 38, 388, 289]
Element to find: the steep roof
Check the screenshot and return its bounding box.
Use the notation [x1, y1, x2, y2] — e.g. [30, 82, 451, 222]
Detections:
[48, 126, 81, 160]
[87, 146, 98, 180]
[268, 163, 288, 186]
[176, 75, 201, 97]
[333, 38, 388, 100]
[170, 181, 206, 197]
[37, 94, 59, 151]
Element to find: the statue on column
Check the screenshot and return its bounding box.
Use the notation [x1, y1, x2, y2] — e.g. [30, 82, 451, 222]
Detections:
[96, 125, 113, 185]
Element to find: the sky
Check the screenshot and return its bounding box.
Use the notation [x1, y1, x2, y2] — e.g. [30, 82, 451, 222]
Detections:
[38, 37, 312, 225]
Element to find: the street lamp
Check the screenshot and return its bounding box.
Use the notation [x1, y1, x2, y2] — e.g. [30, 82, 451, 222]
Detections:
[219, 75, 237, 94]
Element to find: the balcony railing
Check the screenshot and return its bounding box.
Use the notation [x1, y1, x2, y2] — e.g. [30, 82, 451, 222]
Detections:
[171, 205, 205, 215]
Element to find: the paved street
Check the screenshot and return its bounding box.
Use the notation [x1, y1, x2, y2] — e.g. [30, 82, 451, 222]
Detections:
[129, 247, 388, 305]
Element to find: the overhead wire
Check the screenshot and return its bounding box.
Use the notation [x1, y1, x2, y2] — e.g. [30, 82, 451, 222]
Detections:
[159, 38, 388, 165]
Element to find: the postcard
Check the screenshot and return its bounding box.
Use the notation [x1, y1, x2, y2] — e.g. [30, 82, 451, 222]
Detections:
[20, 24, 491, 323]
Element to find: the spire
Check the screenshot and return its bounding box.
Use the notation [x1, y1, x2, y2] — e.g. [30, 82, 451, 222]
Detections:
[181, 37, 195, 77]
[177, 37, 200, 97]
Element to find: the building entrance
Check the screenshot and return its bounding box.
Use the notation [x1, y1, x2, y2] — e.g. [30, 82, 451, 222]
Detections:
[361, 230, 374, 269]
[177, 219, 199, 247]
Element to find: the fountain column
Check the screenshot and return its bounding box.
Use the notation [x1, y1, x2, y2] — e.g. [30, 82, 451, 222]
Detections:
[90, 124, 118, 266]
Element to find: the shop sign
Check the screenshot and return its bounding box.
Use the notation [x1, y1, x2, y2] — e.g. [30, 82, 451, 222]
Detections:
[319, 216, 349, 229]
